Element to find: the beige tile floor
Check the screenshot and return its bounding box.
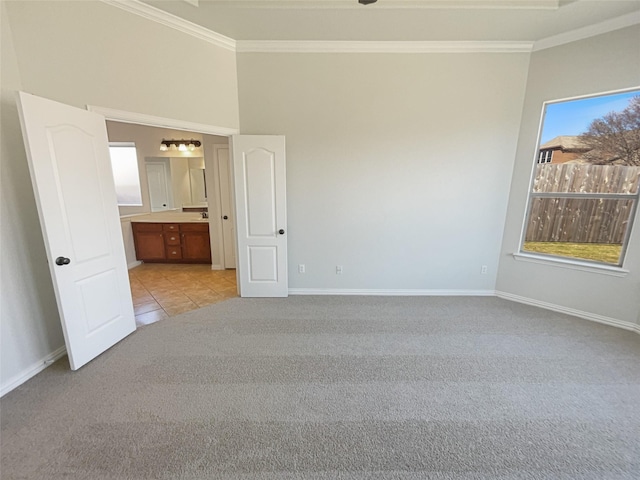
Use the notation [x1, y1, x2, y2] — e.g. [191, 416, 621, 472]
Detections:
[128, 263, 237, 326]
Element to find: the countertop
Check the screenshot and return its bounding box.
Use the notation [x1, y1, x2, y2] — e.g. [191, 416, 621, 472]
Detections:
[182, 203, 208, 208]
[128, 212, 209, 223]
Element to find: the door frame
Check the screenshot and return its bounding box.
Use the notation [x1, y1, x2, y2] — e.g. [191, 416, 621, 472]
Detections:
[212, 143, 235, 269]
[87, 105, 239, 275]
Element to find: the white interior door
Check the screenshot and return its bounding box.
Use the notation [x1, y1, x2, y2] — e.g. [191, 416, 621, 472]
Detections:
[146, 162, 170, 211]
[16, 92, 136, 370]
[231, 135, 287, 297]
[216, 145, 236, 268]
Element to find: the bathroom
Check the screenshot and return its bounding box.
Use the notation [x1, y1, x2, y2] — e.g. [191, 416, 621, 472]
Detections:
[106, 121, 235, 267]
[106, 121, 237, 324]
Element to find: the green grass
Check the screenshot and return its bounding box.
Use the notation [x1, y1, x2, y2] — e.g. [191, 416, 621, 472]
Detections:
[523, 242, 622, 265]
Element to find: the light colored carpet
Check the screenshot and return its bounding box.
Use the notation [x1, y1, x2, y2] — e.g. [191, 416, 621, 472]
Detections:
[2, 296, 639, 479]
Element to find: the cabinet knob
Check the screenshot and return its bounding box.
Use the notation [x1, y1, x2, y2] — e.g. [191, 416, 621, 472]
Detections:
[278, 229, 285, 235]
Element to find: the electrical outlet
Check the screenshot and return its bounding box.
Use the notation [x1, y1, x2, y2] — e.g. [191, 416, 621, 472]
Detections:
[336, 265, 343, 275]
[298, 264, 305, 274]
[481, 265, 488, 274]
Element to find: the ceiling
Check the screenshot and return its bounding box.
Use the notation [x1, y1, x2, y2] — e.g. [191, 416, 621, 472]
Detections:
[137, 0, 640, 42]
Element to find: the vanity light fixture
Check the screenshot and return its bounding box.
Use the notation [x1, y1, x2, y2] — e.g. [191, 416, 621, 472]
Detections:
[160, 139, 202, 152]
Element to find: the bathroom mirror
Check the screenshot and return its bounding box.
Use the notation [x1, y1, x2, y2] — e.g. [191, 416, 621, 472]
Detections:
[145, 157, 207, 210]
[189, 167, 206, 204]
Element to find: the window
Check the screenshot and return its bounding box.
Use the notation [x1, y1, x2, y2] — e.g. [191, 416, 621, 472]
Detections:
[537, 150, 553, 163]
[521, 88, 640, 267]
[108, 143, 143, 206]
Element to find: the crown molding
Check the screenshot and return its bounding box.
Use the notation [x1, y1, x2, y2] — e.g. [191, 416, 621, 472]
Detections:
[236, 40, 533, 53]
[533, 10, 640, 52]
[100, 0, 236, 51]
[201, 1, 560, 10]
[101, 0, 638, 55]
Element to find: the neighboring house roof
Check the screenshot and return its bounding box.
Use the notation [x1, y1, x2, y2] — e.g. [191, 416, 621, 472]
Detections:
[539, 136, 590, 151]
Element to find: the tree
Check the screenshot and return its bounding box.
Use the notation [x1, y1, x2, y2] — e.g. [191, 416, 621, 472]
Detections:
[579, 95, 640, 166]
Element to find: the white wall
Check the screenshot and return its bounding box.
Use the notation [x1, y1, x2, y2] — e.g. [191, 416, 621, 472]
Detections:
[497, 25, 640, 328]
[237, 52, 530, 292]
[1, 0, 239, 394]
[5, 1, 239, 129]
[0, 1, 66, 396]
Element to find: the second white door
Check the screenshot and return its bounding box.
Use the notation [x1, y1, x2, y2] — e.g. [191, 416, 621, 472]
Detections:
[231, 135, 287, 297]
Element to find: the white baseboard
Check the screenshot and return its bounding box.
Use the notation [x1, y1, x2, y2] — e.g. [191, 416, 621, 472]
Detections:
[289, 288, 495, 296]
[1, 345, 67, 397]
[495, 290, 640, 334]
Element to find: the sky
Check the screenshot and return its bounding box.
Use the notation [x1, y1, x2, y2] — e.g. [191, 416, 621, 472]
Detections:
[539, 89, 640, 145]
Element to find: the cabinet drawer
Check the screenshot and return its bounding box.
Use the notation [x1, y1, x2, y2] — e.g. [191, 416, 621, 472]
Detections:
[162, 223, 180, 232]
[166, 246, 183, 259]
[132, 222, 162, 232]
[180, 223, 209, 232]
[165, 233, 181, 245]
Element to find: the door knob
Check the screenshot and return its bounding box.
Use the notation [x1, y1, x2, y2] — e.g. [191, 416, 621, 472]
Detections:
[55, 256, 71, 266]
[278, 229, 285, 235]
[223, 215, 228, 220]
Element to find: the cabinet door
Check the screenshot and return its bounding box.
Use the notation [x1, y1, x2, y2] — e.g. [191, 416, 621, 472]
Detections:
[181, 224, 211, 263]
[132, 224, 166, 261]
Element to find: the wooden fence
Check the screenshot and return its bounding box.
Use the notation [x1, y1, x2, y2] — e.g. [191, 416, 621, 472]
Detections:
[524, 164, 640, 244]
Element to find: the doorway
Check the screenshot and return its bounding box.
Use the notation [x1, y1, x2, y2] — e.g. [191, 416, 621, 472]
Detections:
[105, 119, 236, 272]
[96, 109, 240, 326]
[91, 105, 289, 299]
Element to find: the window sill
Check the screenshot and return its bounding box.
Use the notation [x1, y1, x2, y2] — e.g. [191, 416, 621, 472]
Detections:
[512, 252, 629, 277]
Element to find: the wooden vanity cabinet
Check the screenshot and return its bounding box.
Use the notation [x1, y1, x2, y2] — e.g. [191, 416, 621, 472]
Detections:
[132, 222, 211, 264]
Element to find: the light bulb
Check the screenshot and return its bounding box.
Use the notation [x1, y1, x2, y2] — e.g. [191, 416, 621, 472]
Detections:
[188, 143, 196, 151]
[159, 143, 168, 152]
[178, 143, 187, 152]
